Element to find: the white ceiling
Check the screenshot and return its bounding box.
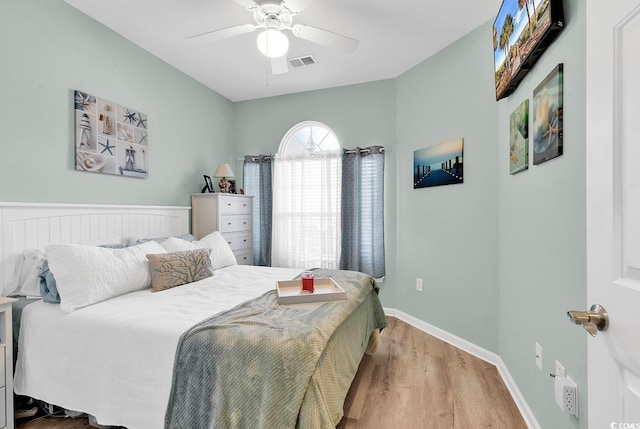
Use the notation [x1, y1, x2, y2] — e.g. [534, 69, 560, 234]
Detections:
[64, 0, 499, 102]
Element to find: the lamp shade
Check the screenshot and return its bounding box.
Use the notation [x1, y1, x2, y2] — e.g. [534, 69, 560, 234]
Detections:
[257, 29, 289, 58]
[214, 163, 235, 178]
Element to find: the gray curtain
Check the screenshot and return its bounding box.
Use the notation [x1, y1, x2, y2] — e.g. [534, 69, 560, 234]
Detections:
[340, 146, 385, 278]
[243, 155, 273, 266]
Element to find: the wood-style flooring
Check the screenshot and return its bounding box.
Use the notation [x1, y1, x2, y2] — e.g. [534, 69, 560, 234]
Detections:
[338, 317, 527, 429]
[16, 317, 526, 429]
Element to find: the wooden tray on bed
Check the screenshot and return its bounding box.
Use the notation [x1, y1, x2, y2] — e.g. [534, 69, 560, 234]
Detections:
[276, 278, 347, 304]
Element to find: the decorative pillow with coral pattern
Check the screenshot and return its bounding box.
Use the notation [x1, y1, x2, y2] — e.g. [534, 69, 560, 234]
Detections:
[147, 249, 214, 292]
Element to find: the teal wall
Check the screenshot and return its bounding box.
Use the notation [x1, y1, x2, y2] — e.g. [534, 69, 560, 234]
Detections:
[395, 24, 500, 352]
[497, 0, 587, 427]
[0, 0, 234, 207]
[392, 1, 587, 426]
[233, 81, 398, 307]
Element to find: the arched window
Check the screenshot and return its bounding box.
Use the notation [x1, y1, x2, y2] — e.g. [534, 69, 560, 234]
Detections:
[278, 121, 340, 154]
[271, 122, 342, 269]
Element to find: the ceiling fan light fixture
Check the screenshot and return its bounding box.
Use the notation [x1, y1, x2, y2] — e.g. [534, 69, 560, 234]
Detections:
[257, 29, 289, 58]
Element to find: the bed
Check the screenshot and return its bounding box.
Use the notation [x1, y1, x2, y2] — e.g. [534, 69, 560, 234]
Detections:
[1, 202, 387, 429]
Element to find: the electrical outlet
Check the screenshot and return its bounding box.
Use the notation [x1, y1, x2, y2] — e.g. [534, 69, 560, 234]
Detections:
[416, 278, 423, 292]
[555, 374, 578, 416]
[563, 376, 578, 416]
[535, 343, 543, 370]
[555, 360, 565, 378]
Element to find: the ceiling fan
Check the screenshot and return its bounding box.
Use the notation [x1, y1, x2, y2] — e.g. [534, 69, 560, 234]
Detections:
[188, 0, 360, 75]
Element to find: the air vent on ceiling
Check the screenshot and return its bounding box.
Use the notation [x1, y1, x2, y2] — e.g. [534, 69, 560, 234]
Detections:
[288, 55, 317, 68]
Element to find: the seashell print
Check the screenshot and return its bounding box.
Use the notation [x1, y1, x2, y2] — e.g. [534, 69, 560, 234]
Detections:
[76, 152, 116, 174]
[117, 124, 134, 142]
[76, 152, 105, 171]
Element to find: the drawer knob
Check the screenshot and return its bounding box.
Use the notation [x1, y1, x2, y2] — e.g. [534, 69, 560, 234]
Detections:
[228, 241, 232, 245]
[227, 203, 231, 206]
[243, 239, 247, 242]
[228, 222, 232, 225]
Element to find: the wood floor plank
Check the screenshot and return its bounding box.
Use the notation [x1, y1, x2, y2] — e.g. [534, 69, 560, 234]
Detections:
[422, 355, 454, 427]
[17, 317, 527, 429]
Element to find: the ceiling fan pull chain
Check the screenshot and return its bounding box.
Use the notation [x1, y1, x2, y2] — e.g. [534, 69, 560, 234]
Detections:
[266, 59, 270, 87]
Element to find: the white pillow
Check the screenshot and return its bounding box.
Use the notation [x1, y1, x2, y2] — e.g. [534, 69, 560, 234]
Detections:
[3, 249, 46, 298]
[161, 231, 237, 269]
[45, 241, 167, 313]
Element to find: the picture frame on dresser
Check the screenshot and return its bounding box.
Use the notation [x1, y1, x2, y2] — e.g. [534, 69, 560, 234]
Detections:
[228, 180, 236, 194]
[202, 175, 214, 193]
[191, 193, 254, 265]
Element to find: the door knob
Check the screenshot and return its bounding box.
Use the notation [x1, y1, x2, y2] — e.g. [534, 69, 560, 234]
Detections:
[567, 304, 608, 337]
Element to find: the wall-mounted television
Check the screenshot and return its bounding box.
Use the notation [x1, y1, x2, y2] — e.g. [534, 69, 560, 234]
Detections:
[493, 0, 565, 100]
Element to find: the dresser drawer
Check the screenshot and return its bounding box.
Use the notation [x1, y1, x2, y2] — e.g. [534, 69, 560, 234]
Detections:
[219, 196, 252, 215]
[222, 232, 252, 251]
[219, 215, 251, 233]
[234, 249, 253, 265]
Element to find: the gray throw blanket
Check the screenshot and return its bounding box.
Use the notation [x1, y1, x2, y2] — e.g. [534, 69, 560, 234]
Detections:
[164, 269, 387, 429]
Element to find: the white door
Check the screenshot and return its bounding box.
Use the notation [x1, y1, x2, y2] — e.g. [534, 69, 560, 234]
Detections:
[586, 0, 640, 427]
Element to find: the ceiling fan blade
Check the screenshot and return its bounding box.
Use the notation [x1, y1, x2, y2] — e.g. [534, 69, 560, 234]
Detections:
[281, 0, 318, 15]
[292, 24, 359, 54]
[188, 24, 255, 45]
[270, 56, 289, 75]
[231, 0, 260, 12]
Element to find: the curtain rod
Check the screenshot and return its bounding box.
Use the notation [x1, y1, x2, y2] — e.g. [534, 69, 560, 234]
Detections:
[239, 155, 274, 162]
[343, 147, 385, 155]
[240, 146, 386, 161]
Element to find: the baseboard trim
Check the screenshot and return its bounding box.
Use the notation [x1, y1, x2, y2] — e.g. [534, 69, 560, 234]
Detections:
[384, 308, 541, 429]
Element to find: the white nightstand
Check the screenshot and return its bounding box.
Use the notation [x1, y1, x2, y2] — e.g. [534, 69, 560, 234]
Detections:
[191, 193, 254, 265]
[0, 297, 17, 429]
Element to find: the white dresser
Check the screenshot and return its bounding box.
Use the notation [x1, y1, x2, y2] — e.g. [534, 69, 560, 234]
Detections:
[0, 297, 16, 429]
[191, 193, 254, 265]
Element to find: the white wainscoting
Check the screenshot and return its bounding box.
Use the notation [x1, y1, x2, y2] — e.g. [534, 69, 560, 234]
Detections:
[0, 202, 190, 292]
[384, 308, 541, 429]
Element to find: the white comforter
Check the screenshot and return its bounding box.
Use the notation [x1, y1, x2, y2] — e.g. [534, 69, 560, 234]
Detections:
[14, 265, 301, 429]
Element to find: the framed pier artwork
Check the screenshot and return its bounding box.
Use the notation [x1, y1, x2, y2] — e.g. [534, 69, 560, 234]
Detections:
[413, 138, 464, 189]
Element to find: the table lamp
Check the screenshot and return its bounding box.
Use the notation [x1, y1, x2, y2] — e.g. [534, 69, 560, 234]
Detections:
[214, 163, 235, 193]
